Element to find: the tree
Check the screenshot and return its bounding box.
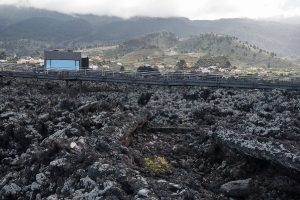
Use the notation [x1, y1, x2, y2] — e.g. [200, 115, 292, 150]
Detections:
[176, 59, 187, 69]
[153, 65, 159, 70]
[270, 52, 275, 58]
[120, 66, 125, 71]
[226, 60, 231, 67]
[0, 52, 6, 60]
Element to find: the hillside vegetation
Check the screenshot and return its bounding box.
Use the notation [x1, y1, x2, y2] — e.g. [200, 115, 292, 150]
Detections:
[179, 33, 298, 70]
[92, 32, 299, 73]
[0, 5, 122, 27]
[118, 32, 179, 52]
[0, 17, 92, 42]
[1, 5, 300, 57]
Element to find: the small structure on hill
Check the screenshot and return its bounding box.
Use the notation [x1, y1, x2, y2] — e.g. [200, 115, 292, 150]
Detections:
[137, 65, 159, 72]
[137, 65, 160, 78]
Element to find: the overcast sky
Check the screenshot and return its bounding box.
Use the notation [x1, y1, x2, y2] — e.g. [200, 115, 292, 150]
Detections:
[1, 0, 300, 20]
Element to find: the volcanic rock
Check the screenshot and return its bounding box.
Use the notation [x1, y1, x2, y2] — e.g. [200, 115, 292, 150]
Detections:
[220, 178, 254, 197]
[1, 77, 300, 199]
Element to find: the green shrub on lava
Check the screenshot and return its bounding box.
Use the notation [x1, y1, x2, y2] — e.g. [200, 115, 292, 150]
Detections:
[144, 156, 169, 176]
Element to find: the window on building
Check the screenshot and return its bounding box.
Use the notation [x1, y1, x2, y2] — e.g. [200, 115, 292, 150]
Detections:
[45, 60, 80, 70]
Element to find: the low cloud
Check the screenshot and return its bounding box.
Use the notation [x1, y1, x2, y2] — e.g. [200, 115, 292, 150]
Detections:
[0, 0, 300, 19]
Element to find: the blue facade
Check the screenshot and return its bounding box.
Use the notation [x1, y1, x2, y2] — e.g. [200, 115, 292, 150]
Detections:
[45, 60, 80, 70]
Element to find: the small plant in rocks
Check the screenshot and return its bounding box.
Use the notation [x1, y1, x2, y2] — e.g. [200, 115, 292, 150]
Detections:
[144, 156, 169, 176]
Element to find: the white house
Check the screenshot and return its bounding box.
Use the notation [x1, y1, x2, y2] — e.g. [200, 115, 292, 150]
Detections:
[89, 65, 98, 70]
[208, 66, 218, 70]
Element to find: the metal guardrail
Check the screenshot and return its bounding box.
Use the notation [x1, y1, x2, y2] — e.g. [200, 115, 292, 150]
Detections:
[1, 67, 300, 90]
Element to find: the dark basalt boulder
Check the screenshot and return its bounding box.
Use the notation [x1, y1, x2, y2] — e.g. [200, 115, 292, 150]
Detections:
[59, 100, 75, 111]
[220, 178, 254, 197]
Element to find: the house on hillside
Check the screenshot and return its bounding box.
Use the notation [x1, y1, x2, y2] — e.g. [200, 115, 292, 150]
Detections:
[201, 68, 210, 73]
[37, 59, 44, 66]
[17, 59, 29, 65]
[208, 66, 218, 70]
[230, 69, 242, 74]
[155, 63, 165, 69]
[29, 58, 36, 65]
[89, 65, 98, 70]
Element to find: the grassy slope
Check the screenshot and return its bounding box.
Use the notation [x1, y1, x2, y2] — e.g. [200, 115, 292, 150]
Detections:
[179, 33, 299, 70]
[96, 32, 299, 72]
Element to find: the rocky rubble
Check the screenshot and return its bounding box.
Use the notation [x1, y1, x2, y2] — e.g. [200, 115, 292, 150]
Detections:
[1, 77, 300, 199]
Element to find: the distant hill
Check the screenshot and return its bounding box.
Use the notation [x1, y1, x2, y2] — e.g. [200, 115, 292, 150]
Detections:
[262, 16, 300, 25]
[0, 17, 93, 42]
[97, 17, 300, 56]
[0, 16, 11, 27]
[0, 5, 72, 24]
[118, 32, 179, 52]
[1, 5, 300, 56]
[189, 18, 300, 56]
[71, 14, 123, 28]
[46, 19, 93, 41]
[88, 18, 198, 42]
[0, 5, 122, 27]
[0, 17, 61, 40]
[114, 32, 299, 70]
[180, 33, 298, 69]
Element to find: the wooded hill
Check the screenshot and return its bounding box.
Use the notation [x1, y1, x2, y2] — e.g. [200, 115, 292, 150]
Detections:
[0, 5, 300, 57]
[110, 32, 299, 71]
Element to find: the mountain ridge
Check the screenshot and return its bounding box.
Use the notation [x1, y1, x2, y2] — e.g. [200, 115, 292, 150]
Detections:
[111, 31, 299, 71]
[0, 5, 300, 56]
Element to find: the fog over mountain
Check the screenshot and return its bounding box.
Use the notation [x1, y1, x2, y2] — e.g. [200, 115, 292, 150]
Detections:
[0, 0, 300, 20]
[0, 4, 300, 56]
[261, 16, 300, 25]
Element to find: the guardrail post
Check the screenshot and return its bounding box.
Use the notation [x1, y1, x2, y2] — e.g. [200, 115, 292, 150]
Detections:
[66, 80, 69, 94]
